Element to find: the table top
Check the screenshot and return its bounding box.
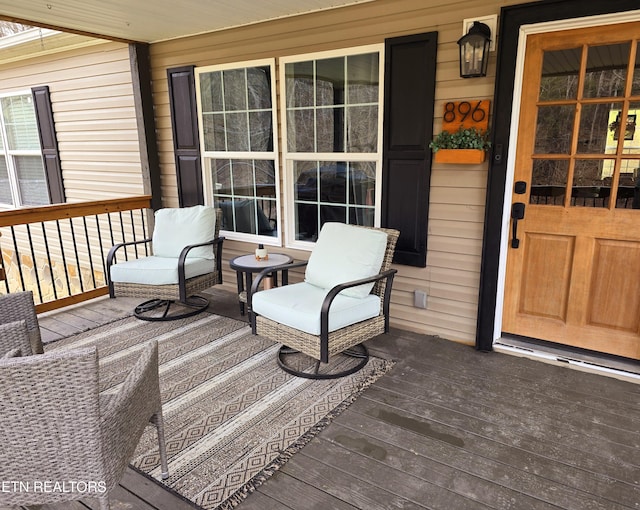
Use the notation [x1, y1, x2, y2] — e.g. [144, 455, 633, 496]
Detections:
[229, 253, 293, 271]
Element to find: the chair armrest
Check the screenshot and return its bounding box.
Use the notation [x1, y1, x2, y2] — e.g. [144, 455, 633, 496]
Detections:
[99, 341, 161, 478]
[319, 268, 398, 359]
[250, 260, 307, 296]
[106, 238, 152, 268]
[0, 320, 31, 358]
[177, 237, 225, 300]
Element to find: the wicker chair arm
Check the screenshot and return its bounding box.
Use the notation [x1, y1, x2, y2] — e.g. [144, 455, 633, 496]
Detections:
[177, 236, 225, 301]
[100, 341, 161, 484]
[318, 268, 397, 360]
[0, 291, 43, 354]
[106, 238, 152, 267]
[250, 260, 307, 296]
[0, 320, 30, 358]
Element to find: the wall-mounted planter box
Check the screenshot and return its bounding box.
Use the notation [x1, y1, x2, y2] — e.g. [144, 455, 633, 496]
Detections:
[434, 149, 486, 164]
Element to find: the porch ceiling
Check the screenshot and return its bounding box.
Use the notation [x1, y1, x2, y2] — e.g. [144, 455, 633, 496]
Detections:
[0, 0, 374, 43]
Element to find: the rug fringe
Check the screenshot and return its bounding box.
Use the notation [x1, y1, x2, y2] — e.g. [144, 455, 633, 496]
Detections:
[216, 358, 395, 510]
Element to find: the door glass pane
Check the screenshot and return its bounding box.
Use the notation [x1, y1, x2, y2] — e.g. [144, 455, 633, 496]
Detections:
[571, 159, 610, 208]
[540, 48, 581, 101]
[577, 103, 620, 154]
[15, 155, 48, 206]
[0, 156, 13, 205]
[530, 160, 568, 205]
[631, 43, 640, 96]
[535, 105, 575, 154]
[583, 43, 629, 99]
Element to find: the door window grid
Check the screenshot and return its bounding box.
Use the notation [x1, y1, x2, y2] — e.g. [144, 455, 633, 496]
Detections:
[0, 93, 48, 207]
[532, 41, 640, 209]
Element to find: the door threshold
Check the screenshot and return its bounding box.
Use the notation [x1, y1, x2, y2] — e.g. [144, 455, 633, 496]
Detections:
[494, 338, 640, 384]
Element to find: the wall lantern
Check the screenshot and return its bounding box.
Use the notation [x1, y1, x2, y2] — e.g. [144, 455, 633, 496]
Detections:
[457, 21, 491, 78]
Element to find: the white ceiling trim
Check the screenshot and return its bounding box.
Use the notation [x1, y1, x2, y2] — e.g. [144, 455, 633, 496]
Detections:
[0, 0, 375, 43]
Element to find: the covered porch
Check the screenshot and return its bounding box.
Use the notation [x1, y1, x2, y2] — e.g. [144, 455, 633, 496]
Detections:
[21, 287, 640, 510]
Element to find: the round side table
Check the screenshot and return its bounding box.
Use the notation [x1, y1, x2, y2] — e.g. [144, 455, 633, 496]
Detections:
[229, 253, 293, 315]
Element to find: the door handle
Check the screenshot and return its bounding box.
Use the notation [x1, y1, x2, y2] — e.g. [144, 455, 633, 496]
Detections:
[511, 202, 525, 248]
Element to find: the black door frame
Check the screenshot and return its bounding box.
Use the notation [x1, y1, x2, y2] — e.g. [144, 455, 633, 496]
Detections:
[475, 0, 640, 351]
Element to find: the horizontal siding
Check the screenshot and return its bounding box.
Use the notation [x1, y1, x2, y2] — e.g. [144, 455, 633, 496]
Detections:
[0, 41, 144, 204]
[148, 0, 525, 344]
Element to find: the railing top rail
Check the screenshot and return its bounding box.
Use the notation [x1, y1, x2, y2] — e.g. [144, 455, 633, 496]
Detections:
[0, 195, 152, 228]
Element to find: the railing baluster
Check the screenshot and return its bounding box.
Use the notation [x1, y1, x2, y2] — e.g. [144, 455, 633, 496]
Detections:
[83, 216, 97, 289]
[69, 218, 84, 293]
[129, 210, 139, 258]
[56, 219, 72, 297]
[141, 209, 149, 256]
[0, 233, 9, 293]
[10, 226, 26, 292]
[25, 224, 44, 304]
[96, 214, 107, 284]
[42, 221, 58, 300]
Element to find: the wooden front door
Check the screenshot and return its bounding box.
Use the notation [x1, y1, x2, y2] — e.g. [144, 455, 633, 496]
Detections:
[502, 23, 640, 360]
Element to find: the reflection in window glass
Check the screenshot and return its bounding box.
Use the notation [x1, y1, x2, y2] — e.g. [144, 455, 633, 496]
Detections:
[539, 48, 580, 101]
[211, 159, 276, 236]
[632, 45, 640, 96]
[0, 157, 13, 205]
[577, 103, 620, 154]
[0, 94, 48, 207]
[293, 160, 375, 241]
[535, 105, 575, 154]
[571, 160, 610, 208]
[197, 62, 278, 239]
[530, 160, 569, 205]
[583, 43, 629, 99]
[284, 48, 381, 242]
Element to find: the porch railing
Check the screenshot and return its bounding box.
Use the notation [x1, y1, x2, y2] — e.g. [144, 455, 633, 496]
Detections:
[0, 196, 152, 313]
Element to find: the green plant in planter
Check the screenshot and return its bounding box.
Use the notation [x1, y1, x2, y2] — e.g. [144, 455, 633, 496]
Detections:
[429, 127, 491, 152]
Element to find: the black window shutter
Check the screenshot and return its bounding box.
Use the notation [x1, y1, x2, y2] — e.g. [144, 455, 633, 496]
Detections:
[31, 86, 64, 204]
[382, 32, 438, 267]
[167, 66, 203, 207]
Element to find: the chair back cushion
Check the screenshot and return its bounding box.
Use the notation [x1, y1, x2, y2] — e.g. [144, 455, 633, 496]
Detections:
[304, 222, 388, 298]
[152, 205, 217, 259]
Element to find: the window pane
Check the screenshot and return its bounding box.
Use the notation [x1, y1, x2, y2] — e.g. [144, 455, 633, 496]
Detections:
[0, 156, 13, 205]
[540, 48, 580, 101]
[247, 67, 272, 110]
[583, 43, 629, 99]
[349, 161, 376, 206]
[225, 112, 249, 151]
[535, 105, 575, 154]
[632, 44, 640, 96]
[571, 160, 610, 208]
[347, 53, 379, 104]
[286, 61, 314, 108]
[200, 72, 223, 112]
[316, 107, 343, 152]
[15, 155, 48, 205]
[529, 160, 569, 205]
[211, 158, 276, 236]
[316, 57, 344, 106]
[577, 103, 619, 154]
[249, 111, 272, 151]
[1, 95, 40, 150]
[223, 69, 247, 111]
[288, 109, 315, 152]
[347, 105, 377, 152]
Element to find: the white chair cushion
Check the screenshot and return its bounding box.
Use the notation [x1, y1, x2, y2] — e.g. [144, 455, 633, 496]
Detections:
[252, 282, 380, 336]
[152, 205, 217, 259]
[305, 223, 387, 299]
[109, 256, 213, 285]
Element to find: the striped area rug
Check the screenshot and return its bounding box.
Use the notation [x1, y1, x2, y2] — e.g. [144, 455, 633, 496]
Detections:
[48, 312, 393, 510]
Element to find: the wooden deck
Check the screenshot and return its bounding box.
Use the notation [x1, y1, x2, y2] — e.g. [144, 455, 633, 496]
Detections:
[23, 288, 640, 510]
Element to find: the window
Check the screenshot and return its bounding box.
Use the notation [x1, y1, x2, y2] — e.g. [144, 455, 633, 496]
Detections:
[0, 93, 48, 207]
[195, 60, 280, 243]
[281, 45, 383, 246]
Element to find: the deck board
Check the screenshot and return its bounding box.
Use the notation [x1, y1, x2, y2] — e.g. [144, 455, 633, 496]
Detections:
[19, 288, 640, 510]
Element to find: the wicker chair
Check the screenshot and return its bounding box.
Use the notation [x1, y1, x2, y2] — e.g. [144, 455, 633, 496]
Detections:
[251, 223, 399, 379]
[107, 206, 224, 321]
[0, 340, 168, 510]
[0, 290, 43, 355]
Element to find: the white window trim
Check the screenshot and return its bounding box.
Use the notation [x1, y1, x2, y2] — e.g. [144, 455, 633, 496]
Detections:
[195, 58, 281, 246]
[0, 90, 44, 208]
[279, 43, 385, 251]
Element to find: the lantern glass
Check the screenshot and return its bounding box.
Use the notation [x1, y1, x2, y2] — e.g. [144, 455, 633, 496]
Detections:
[457, 22, 491, 78]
